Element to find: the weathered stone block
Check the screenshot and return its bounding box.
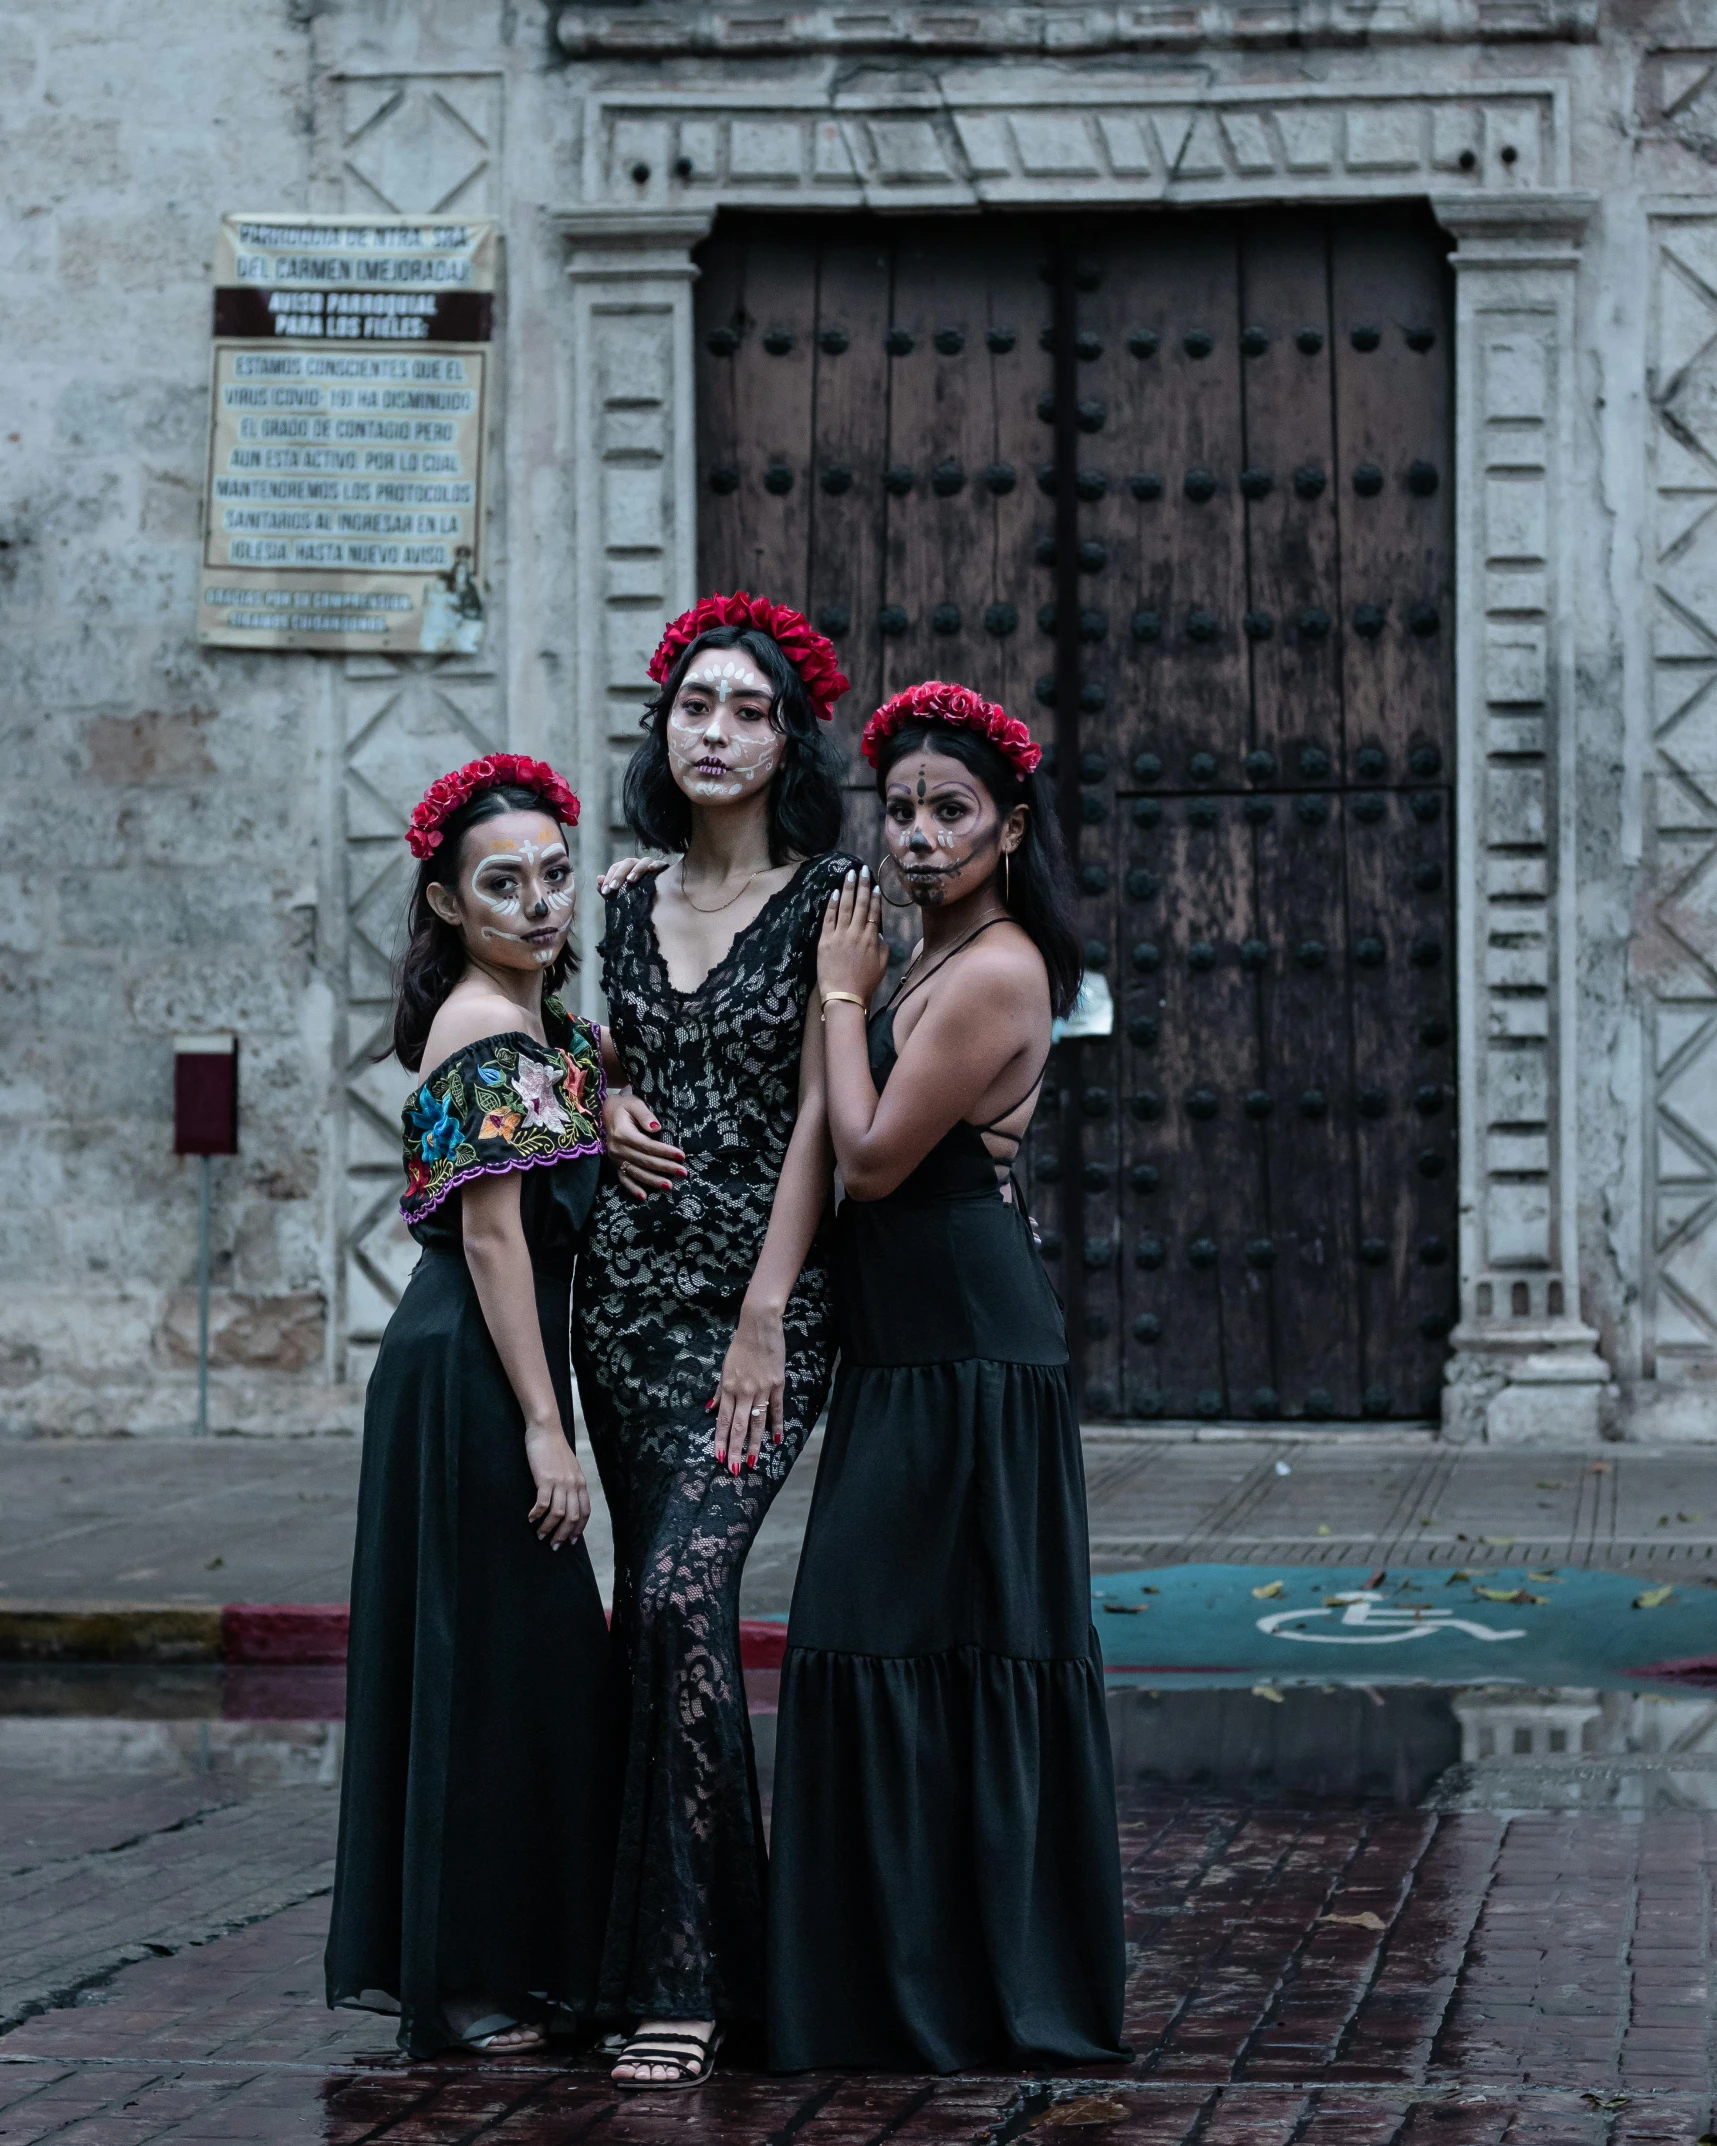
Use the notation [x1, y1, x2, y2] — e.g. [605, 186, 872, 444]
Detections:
[158, 1291, 326, 1374]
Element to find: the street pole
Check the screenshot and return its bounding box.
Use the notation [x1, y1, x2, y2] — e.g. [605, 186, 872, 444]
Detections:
[197, 1152, 211, 1437]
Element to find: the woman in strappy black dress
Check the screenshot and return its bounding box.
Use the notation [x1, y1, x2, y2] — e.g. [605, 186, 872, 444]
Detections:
[569, 595, 857, 2090]
[769, 682, 1128, 2075]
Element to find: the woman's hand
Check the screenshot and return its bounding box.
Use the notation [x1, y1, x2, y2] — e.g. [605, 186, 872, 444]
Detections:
[604, 1091, 687, 1201]
[817, 867, 889, 1008]
[710, 1294, 786, 1471]
[598, 855, 670, 897]
[524, 1422, 591, 1547]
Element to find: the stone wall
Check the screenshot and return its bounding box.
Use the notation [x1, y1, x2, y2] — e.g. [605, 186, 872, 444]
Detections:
[1, 0, 1714, 1436]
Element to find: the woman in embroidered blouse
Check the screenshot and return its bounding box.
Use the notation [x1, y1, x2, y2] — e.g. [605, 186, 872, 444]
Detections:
[325, 757, 616, 2061]
[570, 593, 855, 2092]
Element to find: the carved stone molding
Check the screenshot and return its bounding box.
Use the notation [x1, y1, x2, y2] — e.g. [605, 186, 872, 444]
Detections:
[333, 73, 502, 216]
[1434, 190, 1611, 1441]
[1640, 206, 1717, 1388]
[556, 0, 1597, 60]
[558, 216, 704, 1013]
[585, 83, 1569, 216]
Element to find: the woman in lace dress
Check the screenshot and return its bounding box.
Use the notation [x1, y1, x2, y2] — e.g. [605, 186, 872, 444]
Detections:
[570, 593, 856, 2091]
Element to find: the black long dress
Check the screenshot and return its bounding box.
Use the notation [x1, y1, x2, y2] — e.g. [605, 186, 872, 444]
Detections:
[570, 853, 852, 2028]
[326, 1001, 616, 2060]
[767, 999, 1128, 2074]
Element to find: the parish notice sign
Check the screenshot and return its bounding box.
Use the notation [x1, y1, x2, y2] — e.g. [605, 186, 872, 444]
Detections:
[199, 216, 495, 656]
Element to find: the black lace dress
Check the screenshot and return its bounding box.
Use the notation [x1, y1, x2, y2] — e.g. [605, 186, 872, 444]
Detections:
[571, 852, 853, 2028]
[326, 1002, 617, 2059]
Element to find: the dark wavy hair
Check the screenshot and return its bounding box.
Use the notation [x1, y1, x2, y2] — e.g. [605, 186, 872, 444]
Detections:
[623, 625, 845, 862]
[872, 722, 1083, 1018]
[389, 784, 577, 1072]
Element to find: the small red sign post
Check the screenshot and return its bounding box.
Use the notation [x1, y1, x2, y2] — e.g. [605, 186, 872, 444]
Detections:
[174, 1037, 238, 1433]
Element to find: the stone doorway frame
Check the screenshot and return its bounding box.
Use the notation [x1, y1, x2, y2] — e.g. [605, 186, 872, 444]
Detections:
[554, 74, 1608, 1440]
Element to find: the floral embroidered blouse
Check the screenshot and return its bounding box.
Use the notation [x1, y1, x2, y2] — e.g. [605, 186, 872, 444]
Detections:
[399, 997, 605, 1244]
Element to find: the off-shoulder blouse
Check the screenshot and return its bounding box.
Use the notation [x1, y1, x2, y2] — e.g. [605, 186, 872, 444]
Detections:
[399, 996, 605, 1240]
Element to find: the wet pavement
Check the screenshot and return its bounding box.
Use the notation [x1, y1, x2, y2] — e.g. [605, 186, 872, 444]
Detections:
[2, 1602, 1715, 2140]
[4, 1440, 1717, 2141]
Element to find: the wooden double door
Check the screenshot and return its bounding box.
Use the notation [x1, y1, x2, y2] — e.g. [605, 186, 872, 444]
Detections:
[693, 207, 1457, 1423]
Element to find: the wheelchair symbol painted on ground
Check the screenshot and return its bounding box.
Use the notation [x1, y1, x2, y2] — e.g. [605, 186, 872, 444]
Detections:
[1257, 1592, 1527, 1645]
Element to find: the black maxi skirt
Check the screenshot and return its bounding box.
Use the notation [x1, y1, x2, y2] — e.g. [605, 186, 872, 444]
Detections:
[325, 1215, 617, 2058]
[767, 1165, 1128, 2074]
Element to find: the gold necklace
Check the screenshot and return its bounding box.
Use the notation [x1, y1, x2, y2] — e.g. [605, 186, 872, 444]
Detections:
[678, 862, 766, 915]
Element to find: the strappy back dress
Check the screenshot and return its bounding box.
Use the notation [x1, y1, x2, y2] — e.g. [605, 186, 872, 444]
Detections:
[767, 973, 1127, 2074]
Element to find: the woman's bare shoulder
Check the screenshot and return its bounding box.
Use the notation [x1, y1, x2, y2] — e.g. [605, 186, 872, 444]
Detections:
[942, 923, 1050, 1009]
[419, 986, 541, 1077]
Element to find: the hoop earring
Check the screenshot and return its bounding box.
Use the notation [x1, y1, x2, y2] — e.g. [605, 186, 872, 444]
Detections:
[876, 852, 917, 909]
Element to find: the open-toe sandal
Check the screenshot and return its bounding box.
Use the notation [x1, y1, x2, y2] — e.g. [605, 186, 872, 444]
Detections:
[611, 2026, 724, 2092]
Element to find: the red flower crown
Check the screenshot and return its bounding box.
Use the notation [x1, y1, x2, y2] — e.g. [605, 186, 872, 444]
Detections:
[860, 681, 1043, 781]
[406, 754, 581, 861]
[647, 592, 850, 723]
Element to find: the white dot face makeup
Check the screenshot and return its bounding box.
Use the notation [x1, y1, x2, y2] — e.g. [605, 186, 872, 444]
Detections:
[883, 751, 1002, 906]
[666, 650, 785, 803]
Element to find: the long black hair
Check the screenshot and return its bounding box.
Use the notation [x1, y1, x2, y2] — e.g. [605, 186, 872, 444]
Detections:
[390, 784, 577, 1072]
[623, 625, 845, 862]
[873, 722, 1083, 1018]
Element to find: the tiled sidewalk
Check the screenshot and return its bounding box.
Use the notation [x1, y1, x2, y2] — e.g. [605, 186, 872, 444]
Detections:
[9, 1435, 1717, 1614]
[1, 1796, 1711, 2144]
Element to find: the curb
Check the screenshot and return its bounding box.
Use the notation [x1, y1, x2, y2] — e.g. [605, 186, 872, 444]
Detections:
[0, 1603, 792, 1670]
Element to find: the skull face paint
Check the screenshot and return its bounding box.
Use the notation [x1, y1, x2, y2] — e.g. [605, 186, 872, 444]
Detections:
[441, 809, 577, 968]
[883, 750, 1005, 907]
[666, 648, 785, 804]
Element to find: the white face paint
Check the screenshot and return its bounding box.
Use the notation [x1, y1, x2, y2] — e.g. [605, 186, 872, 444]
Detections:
[454, 811, 576, 967]
[666, 647, 785, 804]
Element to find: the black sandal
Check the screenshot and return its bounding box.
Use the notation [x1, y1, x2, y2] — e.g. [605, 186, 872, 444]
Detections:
[610, 2026, 724, 2092]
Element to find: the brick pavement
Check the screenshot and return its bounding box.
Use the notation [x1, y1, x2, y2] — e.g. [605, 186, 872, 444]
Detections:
[0, 1782, 338, 2036]
[0, 1795, 1711, 2144]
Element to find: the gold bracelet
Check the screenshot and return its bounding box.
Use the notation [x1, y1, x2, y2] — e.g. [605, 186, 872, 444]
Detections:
[820, 990, 867, 1023]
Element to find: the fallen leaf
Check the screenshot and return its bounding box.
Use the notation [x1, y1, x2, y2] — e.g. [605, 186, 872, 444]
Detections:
[1031, 2099, 1130, 2130]
[1364, 1568, 1386, 1588]
[1139, 1585, 1159, 1594]
[1473, 1586, 1548, 1606]
[1319, 1911, 1386, 1931]
[1634, 1585, 1675, 1609]
[1445, 1570, 1471, 1584]
[1589, 1459, 1613, 1474]
[206, 1555, 224, 1570]
[1455, 1531, 1469, 1542]
[1252, 1580, 1285, 1599]
[1658, 1514, 1670, 1528]
[1480, 1534, 1517, 1547]
[1535, 1479, 1565, 1490]
[1417, 1516, 1434, 1526]
[1251, 1683, 1284, 1703]
[1579, 2093, 1629, 2112]
[1317, 1523, 1332, 1537]
[1527, 1570, 1558, 1582]
[1679, 1511, 1701, 1523]
[1695, 2133, 1716, 2146]
[1103, 1602, 1146, 1614]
